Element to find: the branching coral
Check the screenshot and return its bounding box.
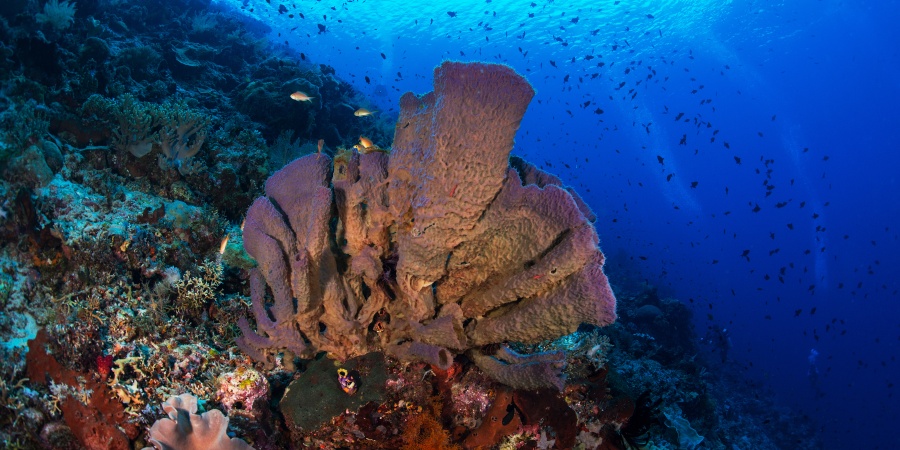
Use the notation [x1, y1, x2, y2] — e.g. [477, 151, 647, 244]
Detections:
[236, 61, 616, 390]
[173, 258, 223, 316]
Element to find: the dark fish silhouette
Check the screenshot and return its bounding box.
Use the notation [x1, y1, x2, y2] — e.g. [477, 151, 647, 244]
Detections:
[447, 11, 457, 17]
[657, 155, 664, 164]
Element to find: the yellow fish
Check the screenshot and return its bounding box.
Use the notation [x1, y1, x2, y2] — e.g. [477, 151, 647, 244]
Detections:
[354, 108, 376, 117]
[359, 136, 374, 148]
[290, 91, 314, 102]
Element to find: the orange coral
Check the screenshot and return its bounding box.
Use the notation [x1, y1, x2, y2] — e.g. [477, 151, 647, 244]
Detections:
[400, 399, 460, 450]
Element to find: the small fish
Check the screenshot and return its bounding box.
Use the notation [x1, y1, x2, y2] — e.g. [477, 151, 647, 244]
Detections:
[354, 108, 376, 117]
[359, 136, 375, 148]
[317, 139, 324, 154]
[290, 91, 314, 102]
[337, 368, 358, 395]
[219, 236, 229, 255]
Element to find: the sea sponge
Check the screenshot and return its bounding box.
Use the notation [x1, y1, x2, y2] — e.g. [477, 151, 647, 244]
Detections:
[237, 62, 617, 391]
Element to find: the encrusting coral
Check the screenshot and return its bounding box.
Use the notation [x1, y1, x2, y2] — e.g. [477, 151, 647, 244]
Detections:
[237, 61, 617, 390]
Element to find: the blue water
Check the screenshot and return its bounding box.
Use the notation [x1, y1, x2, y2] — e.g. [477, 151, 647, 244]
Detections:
[220, 0, 900, 447]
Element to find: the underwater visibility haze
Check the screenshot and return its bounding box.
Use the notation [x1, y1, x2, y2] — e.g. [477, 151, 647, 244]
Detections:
[0, 0, 897, 449]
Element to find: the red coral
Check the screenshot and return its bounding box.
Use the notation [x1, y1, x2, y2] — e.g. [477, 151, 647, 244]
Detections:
[96, 354, 114, 382]
[26, 330, 138, 450]
[462, 387, 521, 449]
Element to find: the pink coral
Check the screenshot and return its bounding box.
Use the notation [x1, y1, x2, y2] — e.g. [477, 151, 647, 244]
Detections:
[144, 393, 254, 450]
[237, 61, 616, 390]
[215, 366, 269, 417]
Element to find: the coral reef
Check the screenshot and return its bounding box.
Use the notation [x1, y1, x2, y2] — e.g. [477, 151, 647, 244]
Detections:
[236, 61, 617, 391]
[0, 0, 827, 447]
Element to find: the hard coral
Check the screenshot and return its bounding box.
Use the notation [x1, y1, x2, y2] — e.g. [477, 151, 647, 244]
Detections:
[215, 366, 269, 418]
[236, 61, 616, 391]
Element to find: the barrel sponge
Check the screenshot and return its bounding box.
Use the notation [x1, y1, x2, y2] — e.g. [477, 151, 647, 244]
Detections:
[235, 61, 617, 391]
